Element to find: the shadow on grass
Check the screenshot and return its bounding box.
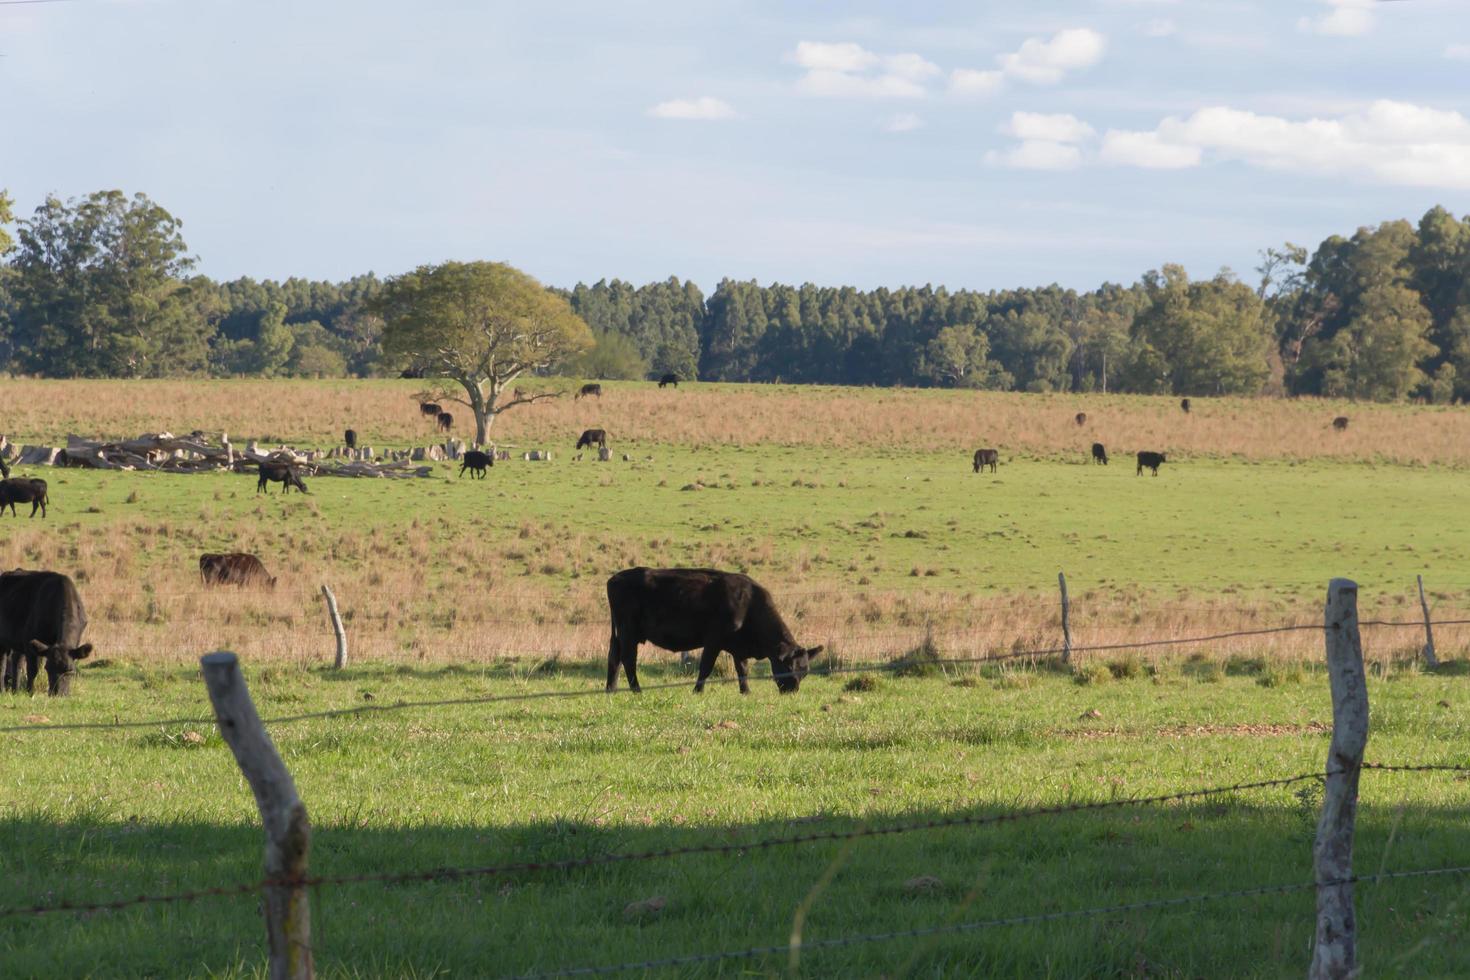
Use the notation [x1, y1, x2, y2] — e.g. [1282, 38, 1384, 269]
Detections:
[4, 798, 1470, 978]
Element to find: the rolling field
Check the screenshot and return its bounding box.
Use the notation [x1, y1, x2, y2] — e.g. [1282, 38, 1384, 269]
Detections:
[3, 380, 1470, 977]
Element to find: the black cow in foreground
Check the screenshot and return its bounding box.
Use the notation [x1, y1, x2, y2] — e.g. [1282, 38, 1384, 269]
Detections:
[576, 383, 602, 400]
[436, 411, 453, 433]
[1091, 443, 1108, 465]
[199, 553, 277, 589]
[1180, 398, 1191, 414]
[257, 463, 308, 494]
[658, 374, 679, 388]
[0, 478, 48, 517]
[0, 570, 92, 696]
[1137, 451, 1167, 476]
[605, 567, 823, 695]
[344, 428, 357, 450]
[576, 428, 608, 450]
[1332, 416, 1349, 431]
[972, 448, 998, 473]
[459, 450, 492, 478]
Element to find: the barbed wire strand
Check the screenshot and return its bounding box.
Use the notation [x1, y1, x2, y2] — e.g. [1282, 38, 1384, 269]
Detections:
[509, 865, 1470, 979]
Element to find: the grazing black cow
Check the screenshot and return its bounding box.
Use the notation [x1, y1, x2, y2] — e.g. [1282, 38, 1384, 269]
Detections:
[199, 553, 277, 589]
[0, 478, 48, 517]
[658, 374, 679, 388]
[576, 383, 602, 400]
[1180, 398, 1191, 414]
[419, 402, 442, 418]
[344, 428, 357, 450]
[605, 567, 823, 695]
[436, 411, 453, 433]
[459, 450, 492, 478]
[576, 428, 608, 451]
[1091, 443, 1108, 465]
[1136, 451, 1166, 476]
[1075, 412, 1087, 426]
[256, 463, 308, 494]
[972, 448, 998, 473]
[400, 367, 425, 379]
[0, 570, 92, 695]
[1332, 416, 1349, 431]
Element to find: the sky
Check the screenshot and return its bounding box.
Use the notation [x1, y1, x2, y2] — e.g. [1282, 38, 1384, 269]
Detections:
[2, 0, 1468, 293]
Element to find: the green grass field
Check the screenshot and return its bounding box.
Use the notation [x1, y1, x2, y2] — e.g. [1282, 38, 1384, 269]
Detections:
[3, 382, 1470, 977]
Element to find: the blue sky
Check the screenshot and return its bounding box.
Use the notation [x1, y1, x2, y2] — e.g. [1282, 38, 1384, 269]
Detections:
[2, 0, 1468, 292]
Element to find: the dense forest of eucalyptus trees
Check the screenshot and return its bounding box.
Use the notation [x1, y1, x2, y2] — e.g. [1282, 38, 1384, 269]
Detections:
[1, 188, 1467, 402]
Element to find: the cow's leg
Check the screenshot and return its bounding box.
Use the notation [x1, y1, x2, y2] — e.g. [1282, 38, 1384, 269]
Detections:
[605, 632, 622, 692]
[21, 649, 38, 694]
[621, 643, 642, 693]
[732, 657, 750, 695]
[1, 651, 14, 692]
[693, 646, 721, 693]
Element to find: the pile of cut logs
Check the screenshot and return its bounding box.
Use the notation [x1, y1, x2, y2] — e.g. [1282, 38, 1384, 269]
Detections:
[0, 433, 444, 479]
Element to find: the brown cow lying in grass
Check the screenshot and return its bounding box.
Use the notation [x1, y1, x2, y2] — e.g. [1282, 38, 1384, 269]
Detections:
[199, 553, 277, 589]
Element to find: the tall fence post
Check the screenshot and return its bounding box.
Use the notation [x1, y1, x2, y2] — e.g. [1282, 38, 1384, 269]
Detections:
[201, 652, 314, 980]
[1310, 579, 1368, 980]
[321, 584, 347, 669]
[1058, 571, 1072, 663]
[1417, 575, 1438, 669]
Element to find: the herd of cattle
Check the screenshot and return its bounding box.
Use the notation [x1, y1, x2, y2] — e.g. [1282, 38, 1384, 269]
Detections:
[0, 387, 1358, 698]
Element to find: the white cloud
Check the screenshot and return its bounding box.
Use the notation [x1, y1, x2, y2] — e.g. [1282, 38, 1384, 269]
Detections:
[884, 112, 924, 133]
[949, 68, 1004, 98]
[647, 97, 737, 120]
[985, 140, 1083, 171]
[1446, 43, 1470, 61]
[951, 27, 1107, 97]
[1101, 100, 1470, 188]
[1142, 18, 1176, 38]
[1298, 0, 1375, 37]
[790, 40, 939, 99]
[1099, 130, 1202, 168]
[1005, 111, 1095, 144]
[998, 28, 1107, 84]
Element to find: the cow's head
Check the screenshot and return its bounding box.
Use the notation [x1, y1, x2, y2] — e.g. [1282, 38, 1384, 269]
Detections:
[771, 644, 824, 693]
[29, 639, 93, 696]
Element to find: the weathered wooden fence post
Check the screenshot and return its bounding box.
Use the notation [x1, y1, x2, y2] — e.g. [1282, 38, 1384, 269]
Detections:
[1417, 574, 1438, 669]
[1310, 578, 1368, 980]
[201, 652, 314, 980]
[321, 585, 347, 669]
[1058, 571, 1073, 663]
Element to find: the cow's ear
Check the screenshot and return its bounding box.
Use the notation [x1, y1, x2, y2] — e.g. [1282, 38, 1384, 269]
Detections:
[29, 639, 48, 653]
[805, 645, 824, 659]
[73, 644, 93, 661]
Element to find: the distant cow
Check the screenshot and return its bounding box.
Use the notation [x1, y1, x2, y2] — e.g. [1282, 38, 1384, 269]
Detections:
[0, 478, 48, 517]
[605, 567, 823, 695]
[257, 463, 308, 494]
[419, 402, 442, 418]
[1180, 398, 1191, 414]
[199, 553, 277, 589]
[1075, 412, 1087, 426]
[658, 374, 679, 388]
[1136, 451, 1166, 476]
[1092, 443, 1108, 465]
[576, 428, 608, 451]
[576, 383, 602, 400]
[344, 428, 357, 450]
[972, 449, 998, 474]
[400, 367, 425, 379]
[436, 411, 453, 433]
[1332, 416, 1349, 431]
[459, 450, 492, 479]
[0, 457, 8, 479]
[0, 570, 92, 696]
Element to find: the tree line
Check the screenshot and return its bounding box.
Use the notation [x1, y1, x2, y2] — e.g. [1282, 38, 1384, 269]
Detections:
[1, 188, 1467, 402]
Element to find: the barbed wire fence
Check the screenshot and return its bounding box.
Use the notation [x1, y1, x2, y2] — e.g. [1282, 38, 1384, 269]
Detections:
[2, 579, 1468, 977]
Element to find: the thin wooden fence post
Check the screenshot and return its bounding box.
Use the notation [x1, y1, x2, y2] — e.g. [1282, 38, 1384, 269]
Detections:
[1058, 571, 1072, 664]
[1417, 575, 1438, 669]
[321, 585, 347, 669]
[1310, 579, 1368, 980]
[201, 652, 314, 980]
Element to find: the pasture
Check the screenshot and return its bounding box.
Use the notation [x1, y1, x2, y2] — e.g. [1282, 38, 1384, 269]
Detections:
[3, 379, 1470, 976]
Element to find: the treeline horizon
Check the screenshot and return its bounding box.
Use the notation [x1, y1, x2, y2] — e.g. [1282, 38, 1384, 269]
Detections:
[2, 189, 1468, 402]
